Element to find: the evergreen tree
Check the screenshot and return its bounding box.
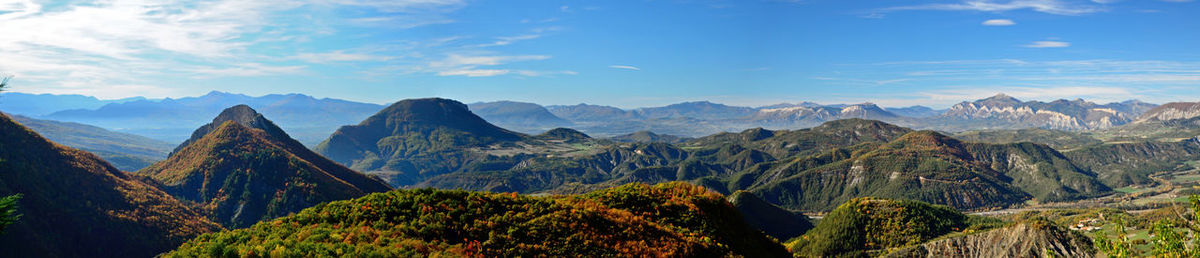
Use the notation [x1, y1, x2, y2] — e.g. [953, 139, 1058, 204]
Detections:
[0, 194, 21, 234]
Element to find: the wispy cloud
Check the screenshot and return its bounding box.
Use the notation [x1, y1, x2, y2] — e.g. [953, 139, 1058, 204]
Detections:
[982, 19, 1016, 26]
[609, 65, 641, 71]
[1024, 40, 1071, 48]
[0, 0, 467, 98]
[293, 51, 394, 63]
[425, 54, 555, 77]
[188, 63, 307, 77]
[879, 0, 1106, 16]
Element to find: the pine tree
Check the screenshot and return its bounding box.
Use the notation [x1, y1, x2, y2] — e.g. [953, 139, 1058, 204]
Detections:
[0, 194, 21, 234]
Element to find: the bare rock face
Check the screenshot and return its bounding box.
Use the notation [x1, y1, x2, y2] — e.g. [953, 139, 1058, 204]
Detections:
[937, 94, 1153, 131]
[1136, 102, 1200, 122]
[887, 220, 1095, 258]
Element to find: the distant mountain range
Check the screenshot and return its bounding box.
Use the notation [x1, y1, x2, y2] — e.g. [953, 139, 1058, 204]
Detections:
[21, 91, 383, 146]
[0, 91, 1175, 148]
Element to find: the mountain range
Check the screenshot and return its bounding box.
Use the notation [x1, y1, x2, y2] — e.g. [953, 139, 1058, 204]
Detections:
[31, 91, 383, 145]
[0, 91, 1170, 144]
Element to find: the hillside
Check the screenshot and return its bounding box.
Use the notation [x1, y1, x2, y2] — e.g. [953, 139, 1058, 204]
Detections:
[8, 114, 172, 171]
[745, 130, 1109, 211]
[0, 113, 221, 257]
[953, 128, 1102, 150]
[140, 105, 392, 228]
[610, 130, 692, 143]
[167, 182, 790, 257]
[786, 197, 984, 257]
[315, 98, 527, 186]
[728, 191, 814, 241]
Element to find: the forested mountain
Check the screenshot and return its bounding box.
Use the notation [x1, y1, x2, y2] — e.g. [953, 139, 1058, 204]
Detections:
[0, 113, 220, 257]
[315, 98, 528, 186]
[167, 182, 790, 257]
[7, 114, 172, 171]
[139, 105, 391, 228]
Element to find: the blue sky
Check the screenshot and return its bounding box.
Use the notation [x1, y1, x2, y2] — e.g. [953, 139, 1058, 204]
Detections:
[1, 0, 1198, 108]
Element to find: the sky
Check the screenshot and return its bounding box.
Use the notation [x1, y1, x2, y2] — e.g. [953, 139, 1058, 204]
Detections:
[0, 0, 1198, 109]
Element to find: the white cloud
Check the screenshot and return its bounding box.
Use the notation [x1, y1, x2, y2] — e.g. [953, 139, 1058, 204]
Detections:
[187, 63, 307, 77]
[293, 51, 393, 63]
[609, 65, 641, 71]
[0, 0, 466, 97]
[438, 69, 510, 77]
[982, 19, 1016, 26]
[1024, 41, 1071, 48]
[425, 54, 553, 77]
[881, 0, 1105, 16]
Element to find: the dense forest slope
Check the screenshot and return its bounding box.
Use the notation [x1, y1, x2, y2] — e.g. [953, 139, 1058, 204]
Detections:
[140, 105, 391, 228]
[315, 98, 526, 186]
[0, 113, 221, 257]
[166, 182, 790, 257]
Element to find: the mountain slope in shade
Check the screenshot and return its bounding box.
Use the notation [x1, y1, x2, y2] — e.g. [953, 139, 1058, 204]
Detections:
[140, 105, 391, 228]
[469, 101, 571, 133]
[8, 114, 172, 171]
[728, 191, 813, 241]
[168, 182, 790, 257]
[315, 98, 526, 186]
[0, 113, 220, 257]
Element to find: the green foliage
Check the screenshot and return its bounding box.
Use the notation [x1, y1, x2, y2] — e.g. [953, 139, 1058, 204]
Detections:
[1094, 214, 1134, 258]
[787, 197, 975, 257]
[953, 128, 1102, 150]
[0, 194, 21, 234]
[167, 182, 789, 257]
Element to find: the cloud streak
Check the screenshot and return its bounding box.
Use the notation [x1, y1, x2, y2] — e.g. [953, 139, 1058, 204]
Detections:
[609, 65, 642, 71]
[982, 19, 1016, 26]
[1024, 41, 1071, 48]
[880, 0, 1106, 16]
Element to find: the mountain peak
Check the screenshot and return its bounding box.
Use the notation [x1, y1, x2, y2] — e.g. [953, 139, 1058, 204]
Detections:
[170, 104, 289, 156]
